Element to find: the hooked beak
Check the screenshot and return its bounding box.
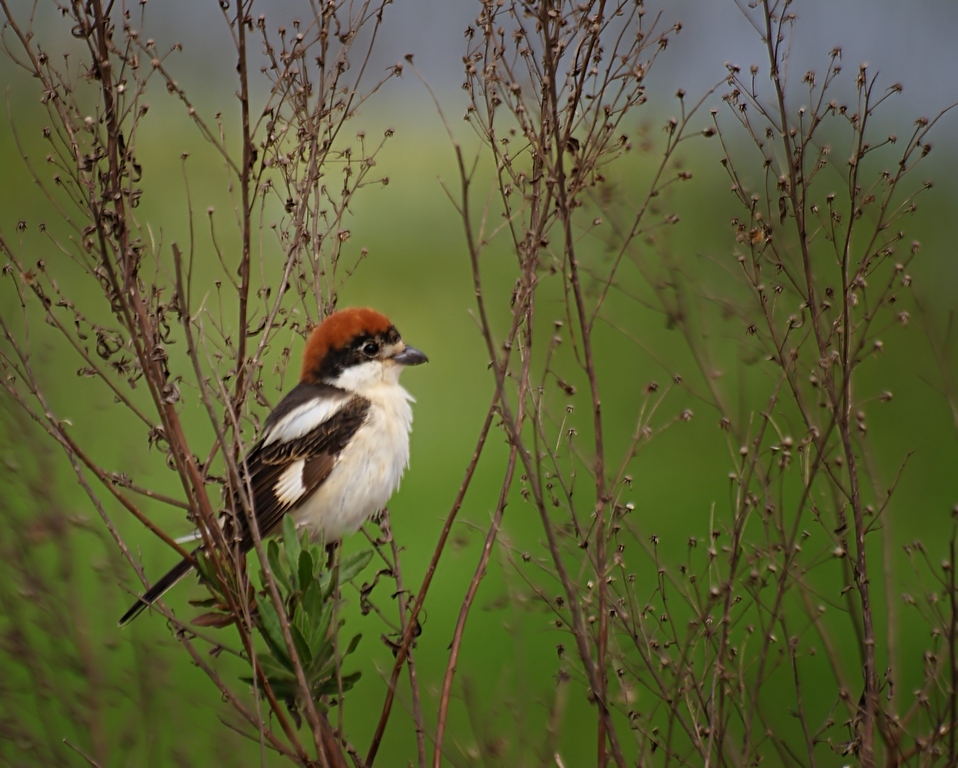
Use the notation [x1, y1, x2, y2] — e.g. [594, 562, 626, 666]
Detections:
[392, 344, 428, 366]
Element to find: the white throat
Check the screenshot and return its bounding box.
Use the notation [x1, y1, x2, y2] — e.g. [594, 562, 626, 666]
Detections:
[329, 359, 405, 399]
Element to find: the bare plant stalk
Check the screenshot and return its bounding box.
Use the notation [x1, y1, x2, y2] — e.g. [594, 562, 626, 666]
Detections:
[0, 0, 395, 764]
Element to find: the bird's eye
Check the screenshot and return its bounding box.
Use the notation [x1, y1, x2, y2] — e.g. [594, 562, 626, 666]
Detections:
[362, 341, 380, 357]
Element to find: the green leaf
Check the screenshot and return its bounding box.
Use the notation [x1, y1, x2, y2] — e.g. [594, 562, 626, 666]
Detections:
[194, 551, 216, 589]
[242, 653, 301, 698]
[314, 671, 362, 697]
[344, 633, 362, 657]
[309, 622, 336, 680]
[282, 515, 301, 583]
[243, 675, 298, 701]
[318, 571, 335, 602]
[252, 654, 292, 681]
[290, 623, 312, 668]
[266, 539, 291, 592]
[313, 601, 334, 649]
[319, 549, 373, 598]
[339, 549, 373, 584]
[298, 549, 314, 597]
[303, 580, 324, 638]
[306, 617, 335, 678]
[339, 670, 362, 692]
[255, 593, 291, 670]
[307, 542, 324, 580]
[292, 595, 311, 644]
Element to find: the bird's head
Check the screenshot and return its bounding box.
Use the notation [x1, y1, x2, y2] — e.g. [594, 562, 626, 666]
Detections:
[300, 307, 428, 393]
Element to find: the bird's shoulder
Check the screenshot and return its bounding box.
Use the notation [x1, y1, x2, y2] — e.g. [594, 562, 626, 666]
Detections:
[251, 382, 370, 464]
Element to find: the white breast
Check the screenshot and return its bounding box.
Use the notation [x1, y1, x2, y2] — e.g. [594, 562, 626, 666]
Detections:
[291, 380, 415, 542]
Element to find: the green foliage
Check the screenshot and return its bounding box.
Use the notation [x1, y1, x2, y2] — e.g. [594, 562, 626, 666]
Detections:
[190, 514, 372, 717]
[243, 517, 371, 712]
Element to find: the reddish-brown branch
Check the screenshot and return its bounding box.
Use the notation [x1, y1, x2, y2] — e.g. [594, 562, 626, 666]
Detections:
[451, 122, 626, 764]
[365, 391, 499, 765]
[432, 445, 515, 768]
[536, 4, 614, 761]
[233, 0, 253, 408]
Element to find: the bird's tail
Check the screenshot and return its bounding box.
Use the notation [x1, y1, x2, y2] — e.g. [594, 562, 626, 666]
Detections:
[119, 557, 194, 627]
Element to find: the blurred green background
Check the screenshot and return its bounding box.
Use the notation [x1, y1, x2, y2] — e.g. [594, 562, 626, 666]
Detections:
[2, 1, 958, 766]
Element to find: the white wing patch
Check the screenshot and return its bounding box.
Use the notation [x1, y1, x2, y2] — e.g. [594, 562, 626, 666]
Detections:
[263, 395, 348, 446]
[274, 459, 307, 506]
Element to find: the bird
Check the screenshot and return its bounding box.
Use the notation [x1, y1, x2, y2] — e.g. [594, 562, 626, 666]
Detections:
[119, 307, 428, 626]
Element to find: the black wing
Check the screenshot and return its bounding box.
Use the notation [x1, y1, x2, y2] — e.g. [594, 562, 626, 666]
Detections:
[230, 388, 370, 552]
[118, 383, 368, 626]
